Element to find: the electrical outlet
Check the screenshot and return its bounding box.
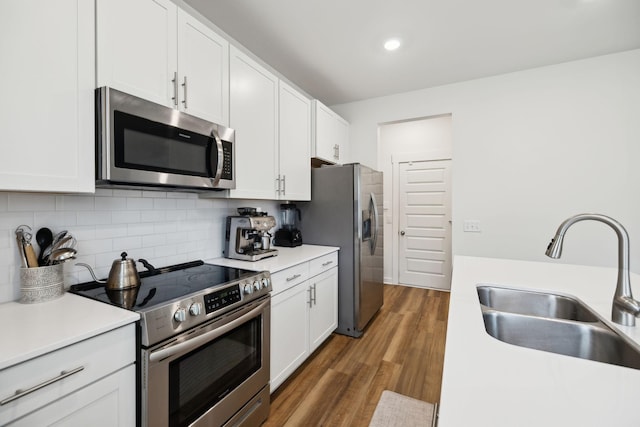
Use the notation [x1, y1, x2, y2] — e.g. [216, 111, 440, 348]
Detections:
[463, 220, 481, 233]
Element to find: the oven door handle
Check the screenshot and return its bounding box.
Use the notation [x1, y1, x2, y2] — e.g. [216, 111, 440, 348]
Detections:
[149, 299, 268, 363]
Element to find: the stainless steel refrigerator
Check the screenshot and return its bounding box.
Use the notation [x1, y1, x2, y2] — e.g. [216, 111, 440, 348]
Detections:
[300, 163, 383, 337]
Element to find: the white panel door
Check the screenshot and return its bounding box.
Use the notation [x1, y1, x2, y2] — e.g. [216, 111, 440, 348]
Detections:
[398, 160, 452, 290]
[279, 81, 311, 200]
[0, 0, 95, 193]
[229, 46, 278, 199]
[96, 0, 177, 107]
[177, 10, 229, 125]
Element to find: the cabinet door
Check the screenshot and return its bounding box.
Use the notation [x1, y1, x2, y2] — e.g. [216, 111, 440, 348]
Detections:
[229, 47, 279, 199]
[0, 0, 95, 193]
[279, 81, 311, 201]
[309, 268, 338, 353]
[8, 365, 136, 427]
[96, 0, 178, 107]
[177, 10, 229, 126]
[270, 283, 310, 392]
[313, 100, 349, 165]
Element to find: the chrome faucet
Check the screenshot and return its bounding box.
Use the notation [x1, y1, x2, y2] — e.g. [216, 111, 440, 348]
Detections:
[545, 213, 640, 326]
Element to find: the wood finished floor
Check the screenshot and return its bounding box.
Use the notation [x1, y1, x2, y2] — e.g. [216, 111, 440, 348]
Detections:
[264, 284, 450, 427]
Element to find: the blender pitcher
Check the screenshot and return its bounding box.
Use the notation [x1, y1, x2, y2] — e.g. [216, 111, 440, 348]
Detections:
[274, 203, 303, 247]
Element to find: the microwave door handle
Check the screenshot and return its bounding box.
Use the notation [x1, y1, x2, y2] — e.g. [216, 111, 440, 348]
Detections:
[149, 298, 269, 363]
[209, 128, 224, 186]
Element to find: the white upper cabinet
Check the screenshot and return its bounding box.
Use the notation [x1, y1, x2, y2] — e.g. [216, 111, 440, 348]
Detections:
[96, 0, 177, 108]
[313, 100, 349, 165]
[278, 81, 311, 201]
[177, 9, 229, 126]
[229, 46, 279, 199]
[0, 0, 95, 193]
[96, 0, 229, 125]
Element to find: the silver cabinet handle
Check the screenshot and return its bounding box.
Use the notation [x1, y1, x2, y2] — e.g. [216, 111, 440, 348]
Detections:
[333, 144, 339, 160]
[182, 76, 188, 108]
[282, 175, 286, 196]
[275, 176, 281, 194]
[312, 283, 317, 305]
[308, 283, 317, 307]
[171, 72, 178, 106]
[286, 273, 301, 282]
[0, 366, 84, 406]
[321, 261, 333, 267]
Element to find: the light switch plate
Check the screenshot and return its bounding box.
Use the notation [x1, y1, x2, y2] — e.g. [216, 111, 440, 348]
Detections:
[463, 220, 481, 232]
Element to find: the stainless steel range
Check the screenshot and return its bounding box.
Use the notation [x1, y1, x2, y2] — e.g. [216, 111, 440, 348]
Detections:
[70, 260, 271, 427]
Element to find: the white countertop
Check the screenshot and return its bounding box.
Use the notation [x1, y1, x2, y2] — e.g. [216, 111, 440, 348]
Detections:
[206, 244, 339, 273]
[0, 293, 139, 370]
[439, 256, 640, 426]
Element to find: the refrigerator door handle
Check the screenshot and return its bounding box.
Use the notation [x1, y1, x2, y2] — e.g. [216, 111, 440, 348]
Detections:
[369, 192, 379, 255]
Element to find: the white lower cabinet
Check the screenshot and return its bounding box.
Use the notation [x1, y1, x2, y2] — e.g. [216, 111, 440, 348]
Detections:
[8, 365, 135, 427]
[309, 268, 338, 353]
[0, 324, 136, 426]
[270, 252, 338, 392]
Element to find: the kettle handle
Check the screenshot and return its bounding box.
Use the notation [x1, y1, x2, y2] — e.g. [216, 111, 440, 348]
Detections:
[76, 263, 106, 284]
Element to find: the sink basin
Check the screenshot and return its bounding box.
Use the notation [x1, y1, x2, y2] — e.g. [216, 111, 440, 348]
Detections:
[477, 285, 599, 322]
[481, 310, 640, 370]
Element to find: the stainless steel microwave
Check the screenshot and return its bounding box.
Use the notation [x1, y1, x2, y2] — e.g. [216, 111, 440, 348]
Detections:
[96, 87, 235, 191]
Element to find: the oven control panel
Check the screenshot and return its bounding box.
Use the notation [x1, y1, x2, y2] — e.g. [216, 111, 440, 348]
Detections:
[204, 284, 242, 314]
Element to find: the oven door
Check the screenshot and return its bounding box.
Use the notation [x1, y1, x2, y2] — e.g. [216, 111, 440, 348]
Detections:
[143, 297, 270, 427]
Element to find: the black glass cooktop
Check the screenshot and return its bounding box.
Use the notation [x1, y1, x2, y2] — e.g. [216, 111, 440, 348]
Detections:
[69, 261, 257, 311]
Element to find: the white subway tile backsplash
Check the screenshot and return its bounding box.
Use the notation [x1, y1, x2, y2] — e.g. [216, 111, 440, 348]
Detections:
[95, 224, 128, 239]
[0, 194, 8, 211]
[78, 238, 113, 255]
[113, 189, 141, 197]
[34, 211, 77, 228]
[94, 188, 114, 197]
[176, 199, 197, 209]
[113, 236, 143, 251]
[142, 234, 166, 248]
[141, 210, 166, 223]
[112, 210, 142, 224]
[153, 198, 177, 210]
[143, 190, 165, 198]
[0, 190, 280, 304]
[127, 223, 155, 236]
[126, 197, 153, 210]
[77, 211, 111, 226]
[59, 195, 95, 211]
[8, 193, 57, 211]
[95, 196, 128, 211]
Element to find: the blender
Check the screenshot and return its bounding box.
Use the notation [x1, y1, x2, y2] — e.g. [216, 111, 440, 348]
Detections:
[273, 203, 303, 247]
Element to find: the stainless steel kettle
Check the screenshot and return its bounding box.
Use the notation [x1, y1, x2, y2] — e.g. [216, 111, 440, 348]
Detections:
[77, 252, 141, 290]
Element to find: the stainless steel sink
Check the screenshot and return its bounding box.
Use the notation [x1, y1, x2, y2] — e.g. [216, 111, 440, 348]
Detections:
[477, 285, 640, 370]
[477, 285, 599, 322]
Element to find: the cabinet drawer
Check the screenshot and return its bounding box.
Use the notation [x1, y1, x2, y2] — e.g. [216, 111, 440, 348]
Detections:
[0, 324, 135, 425]
[271, 262, 309, 295]
[309, 252, 338, 278]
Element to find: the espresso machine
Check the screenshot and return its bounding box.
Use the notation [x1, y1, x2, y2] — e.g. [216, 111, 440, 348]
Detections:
[225, 208, 278, 261]
[273, 203, 303, 247]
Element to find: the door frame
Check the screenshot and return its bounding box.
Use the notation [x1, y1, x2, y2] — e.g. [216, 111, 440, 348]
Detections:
[391, 149, 452, 286]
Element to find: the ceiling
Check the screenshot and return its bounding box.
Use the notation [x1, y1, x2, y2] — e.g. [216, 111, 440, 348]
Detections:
[184, 0, 640, 106]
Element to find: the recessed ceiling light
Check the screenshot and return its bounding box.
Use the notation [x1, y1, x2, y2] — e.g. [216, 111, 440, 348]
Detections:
[384, 38, 401, 51]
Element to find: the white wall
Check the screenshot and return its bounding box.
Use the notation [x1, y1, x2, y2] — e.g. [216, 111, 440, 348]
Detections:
[334, 49, 640, 273]
[378, 116, 453, 283]
[0, 190, 279, 303]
